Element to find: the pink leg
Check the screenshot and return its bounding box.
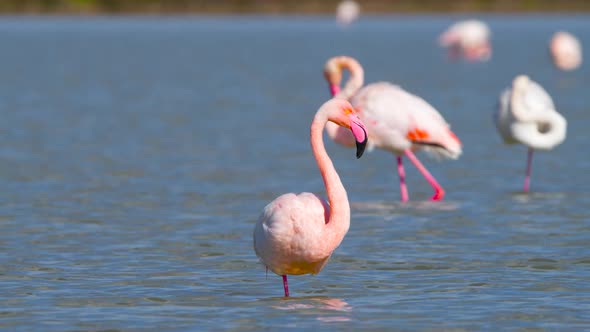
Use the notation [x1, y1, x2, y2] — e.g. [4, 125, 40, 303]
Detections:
[404, 150, 445, 201]
[282, 275, 289, 297]
[397, 156, 409, 203]
[524, 148, 533, 193]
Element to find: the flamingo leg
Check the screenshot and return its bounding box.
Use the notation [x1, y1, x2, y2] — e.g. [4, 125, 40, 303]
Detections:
[282, 275, 289, 297]
[397, 156, 409, 203]
[524, 148, 533, 193]
[404, 150, 445, 201]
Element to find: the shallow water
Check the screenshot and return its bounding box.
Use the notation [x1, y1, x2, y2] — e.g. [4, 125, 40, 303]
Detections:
[0, 15, 589, 330]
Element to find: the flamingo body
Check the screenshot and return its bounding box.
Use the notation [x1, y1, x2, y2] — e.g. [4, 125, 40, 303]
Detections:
[495, 75, 567, 191]
[254, 192, 333, 276]
[550, 31, 582, 71]
[254, 98, 368, 296]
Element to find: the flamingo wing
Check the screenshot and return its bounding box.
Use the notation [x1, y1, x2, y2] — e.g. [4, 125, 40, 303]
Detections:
[522, 81, 555, 113]
[510, 80, 556, 123]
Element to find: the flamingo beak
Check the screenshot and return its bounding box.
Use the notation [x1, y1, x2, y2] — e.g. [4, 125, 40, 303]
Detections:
[349, 115, 367, 158]
[330, 84, 341, 96]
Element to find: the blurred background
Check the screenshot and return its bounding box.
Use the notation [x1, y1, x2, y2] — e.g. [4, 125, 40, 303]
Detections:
[3, 0, 590, 14]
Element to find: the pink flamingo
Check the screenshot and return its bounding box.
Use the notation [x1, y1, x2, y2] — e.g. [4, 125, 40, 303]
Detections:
[253, 99, 368, 297]
[438, 19, 492, 62]
[549, 31, 582, 71]
[495, 75, 567, 192]
[323, 56, 462, 202]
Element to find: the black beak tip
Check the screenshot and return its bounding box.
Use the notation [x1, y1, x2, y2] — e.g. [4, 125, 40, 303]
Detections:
[356, 139, 367, 159]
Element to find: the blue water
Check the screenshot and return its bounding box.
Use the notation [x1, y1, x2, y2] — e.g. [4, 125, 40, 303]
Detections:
[0, 15, 589, 330]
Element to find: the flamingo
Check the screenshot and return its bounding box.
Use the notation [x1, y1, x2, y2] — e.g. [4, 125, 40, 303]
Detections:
[549, 31, 582, 71]
[336, 0, 360, 26]
[323, 56, 462, 202]
[253, 98, 368, 297]
[495, 75, 567, 192]
[438, 19, 492, 62]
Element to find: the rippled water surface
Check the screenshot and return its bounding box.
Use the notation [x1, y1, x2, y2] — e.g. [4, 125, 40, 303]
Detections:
[1, 15, 589, 330]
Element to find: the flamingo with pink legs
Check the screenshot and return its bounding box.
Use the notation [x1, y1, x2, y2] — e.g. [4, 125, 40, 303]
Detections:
[323, 56, 462, 202]
[254, 99, 368, 297]
[495, 75, 567, 192]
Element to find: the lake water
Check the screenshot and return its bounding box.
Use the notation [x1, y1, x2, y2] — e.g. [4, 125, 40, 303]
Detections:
[0, 15, 589, 330]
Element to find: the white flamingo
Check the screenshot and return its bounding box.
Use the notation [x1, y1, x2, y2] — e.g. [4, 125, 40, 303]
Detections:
[336, 0, 360, 26]
[495, 75, 567, 192]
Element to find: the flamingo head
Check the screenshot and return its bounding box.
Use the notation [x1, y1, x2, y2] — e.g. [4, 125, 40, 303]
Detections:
[329, 100, 368, 158]
[513, 75, 530, 91]
[438, 30, 460, 47]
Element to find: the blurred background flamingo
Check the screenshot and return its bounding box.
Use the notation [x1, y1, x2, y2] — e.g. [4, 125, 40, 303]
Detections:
[253, 99, 368, 297]
[495, 75, 567, 192]
[324, 56, 462, 202]
[549, 31, 582, 71]
[336, 0, 360, 26]
[439, 19, 492, 62]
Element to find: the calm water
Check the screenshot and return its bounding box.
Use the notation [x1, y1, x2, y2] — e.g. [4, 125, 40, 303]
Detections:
[1, 15, 589, 330]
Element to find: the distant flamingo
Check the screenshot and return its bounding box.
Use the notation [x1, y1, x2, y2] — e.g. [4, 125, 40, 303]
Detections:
[253, 99, 368, 297]
[324, 56, 462, 202]
[438, 19, 492, 62]
[336, 0, 360, 26]
[550, 31, 582, 71]
[495, 75, 567, 192]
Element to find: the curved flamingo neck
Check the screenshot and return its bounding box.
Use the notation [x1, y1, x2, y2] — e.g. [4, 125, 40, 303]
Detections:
[310, 110, 350, 231]
[336, 61, 364, 100]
